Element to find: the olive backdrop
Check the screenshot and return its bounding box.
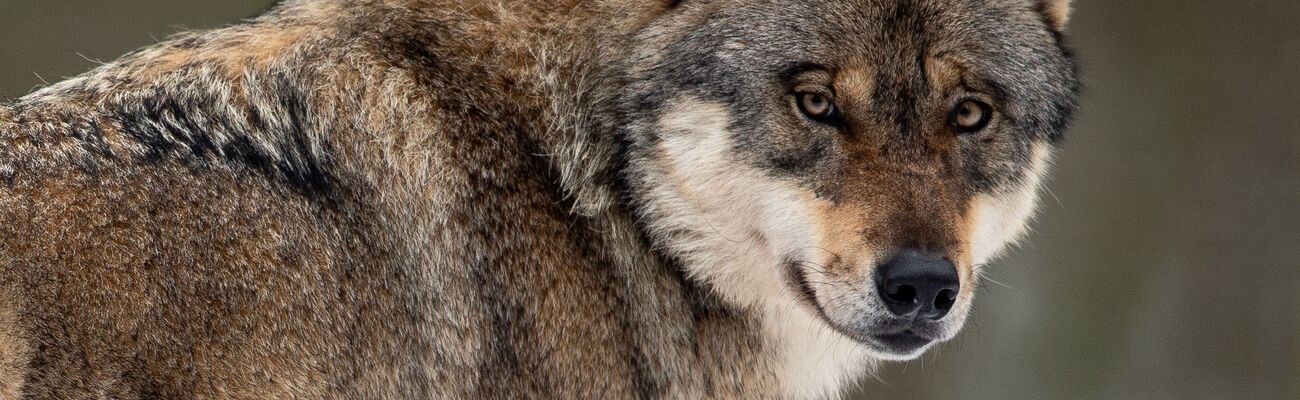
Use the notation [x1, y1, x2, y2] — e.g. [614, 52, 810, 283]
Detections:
[2, 1, 1296, 399]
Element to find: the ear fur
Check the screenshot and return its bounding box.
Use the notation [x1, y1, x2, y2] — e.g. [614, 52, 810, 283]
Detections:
[1037, 0, 1072, 32]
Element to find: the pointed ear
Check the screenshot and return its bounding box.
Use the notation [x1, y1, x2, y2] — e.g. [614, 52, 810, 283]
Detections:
[1037, 0, 1073, 32]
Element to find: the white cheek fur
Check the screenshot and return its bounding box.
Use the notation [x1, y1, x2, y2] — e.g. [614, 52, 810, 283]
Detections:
[967, 143, 1055, 266]
[649, 98, 870, 399]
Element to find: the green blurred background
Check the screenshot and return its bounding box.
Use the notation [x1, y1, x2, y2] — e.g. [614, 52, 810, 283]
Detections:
[1, 1, 1296, 399]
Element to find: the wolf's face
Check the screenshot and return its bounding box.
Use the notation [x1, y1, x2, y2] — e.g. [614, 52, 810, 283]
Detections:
[620, 0, 1078, 362]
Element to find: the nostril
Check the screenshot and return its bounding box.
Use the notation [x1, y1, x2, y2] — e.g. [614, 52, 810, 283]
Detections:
[934, 289, 956, 312]
[886, 284, 918, 304]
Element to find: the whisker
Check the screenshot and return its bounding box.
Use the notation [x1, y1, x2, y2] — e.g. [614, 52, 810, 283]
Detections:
[980, 275, 1011, 289]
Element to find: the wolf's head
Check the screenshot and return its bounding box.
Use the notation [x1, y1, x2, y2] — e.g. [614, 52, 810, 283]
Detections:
[619, 0, 1079, 361]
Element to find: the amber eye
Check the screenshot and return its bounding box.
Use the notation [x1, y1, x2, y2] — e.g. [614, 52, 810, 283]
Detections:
[949, 99, 992, 134]
[797, 92, 836, 121]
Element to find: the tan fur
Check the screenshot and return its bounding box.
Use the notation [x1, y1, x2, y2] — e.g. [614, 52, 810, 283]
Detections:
[1040, 0, 1073, 32]
[836, 64, 877, 110]
[925, 56, 965, 94]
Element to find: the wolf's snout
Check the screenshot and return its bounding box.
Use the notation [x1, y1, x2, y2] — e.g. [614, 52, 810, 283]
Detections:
[875, 251, 960, 320]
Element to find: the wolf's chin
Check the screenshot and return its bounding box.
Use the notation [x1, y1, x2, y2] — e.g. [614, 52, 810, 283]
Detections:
[817, 316, 938, 360]
[800, 306, 936, 361]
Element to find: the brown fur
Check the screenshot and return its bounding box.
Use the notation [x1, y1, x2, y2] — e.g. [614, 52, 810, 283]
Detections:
[0, 1, 776, 397]
[0, 0, 1078, 398]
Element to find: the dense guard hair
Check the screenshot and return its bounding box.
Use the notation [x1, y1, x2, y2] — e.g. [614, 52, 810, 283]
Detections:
[0, 0, 1080, 398]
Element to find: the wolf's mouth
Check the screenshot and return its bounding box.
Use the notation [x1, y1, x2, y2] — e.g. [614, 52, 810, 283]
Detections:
[781, 261, 877, 343]
[784, 259, 822, 308]
[782, 260, 945, 357]
[870, 330, 934, 354]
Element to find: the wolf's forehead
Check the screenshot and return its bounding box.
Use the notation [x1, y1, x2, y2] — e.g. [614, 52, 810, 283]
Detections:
[719, 0, 1055, 67]
[836, 2, 1046, 49]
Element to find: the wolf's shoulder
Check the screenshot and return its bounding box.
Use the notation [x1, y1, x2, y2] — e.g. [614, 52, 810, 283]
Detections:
[0, 10, 379, 194]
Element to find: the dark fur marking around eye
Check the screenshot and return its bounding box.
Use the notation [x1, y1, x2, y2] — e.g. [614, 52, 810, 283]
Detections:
[778, 63, 830, 83]
[768, 137, 830, 175]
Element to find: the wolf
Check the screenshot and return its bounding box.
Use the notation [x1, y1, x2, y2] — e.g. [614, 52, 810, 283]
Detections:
[0, 0, 1079, 398]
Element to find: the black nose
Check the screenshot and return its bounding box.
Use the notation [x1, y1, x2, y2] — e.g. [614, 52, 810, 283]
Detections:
[875, 251, 960, 320]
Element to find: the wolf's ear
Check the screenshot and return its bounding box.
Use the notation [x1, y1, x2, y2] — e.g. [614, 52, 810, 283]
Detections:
[1036, 0, 1072, 32]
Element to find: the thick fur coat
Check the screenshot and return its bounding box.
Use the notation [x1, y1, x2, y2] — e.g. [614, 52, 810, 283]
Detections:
[0, 0, 1079, 398]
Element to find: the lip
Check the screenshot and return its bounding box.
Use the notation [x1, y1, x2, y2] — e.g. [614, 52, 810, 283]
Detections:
[871, 330, 935, 354]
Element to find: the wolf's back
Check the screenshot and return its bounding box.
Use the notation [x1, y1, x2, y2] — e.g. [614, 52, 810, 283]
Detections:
[0, 7, 448, 397]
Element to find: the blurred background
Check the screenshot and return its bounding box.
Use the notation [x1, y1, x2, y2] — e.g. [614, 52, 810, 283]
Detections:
[2, 1, 1296, 398]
